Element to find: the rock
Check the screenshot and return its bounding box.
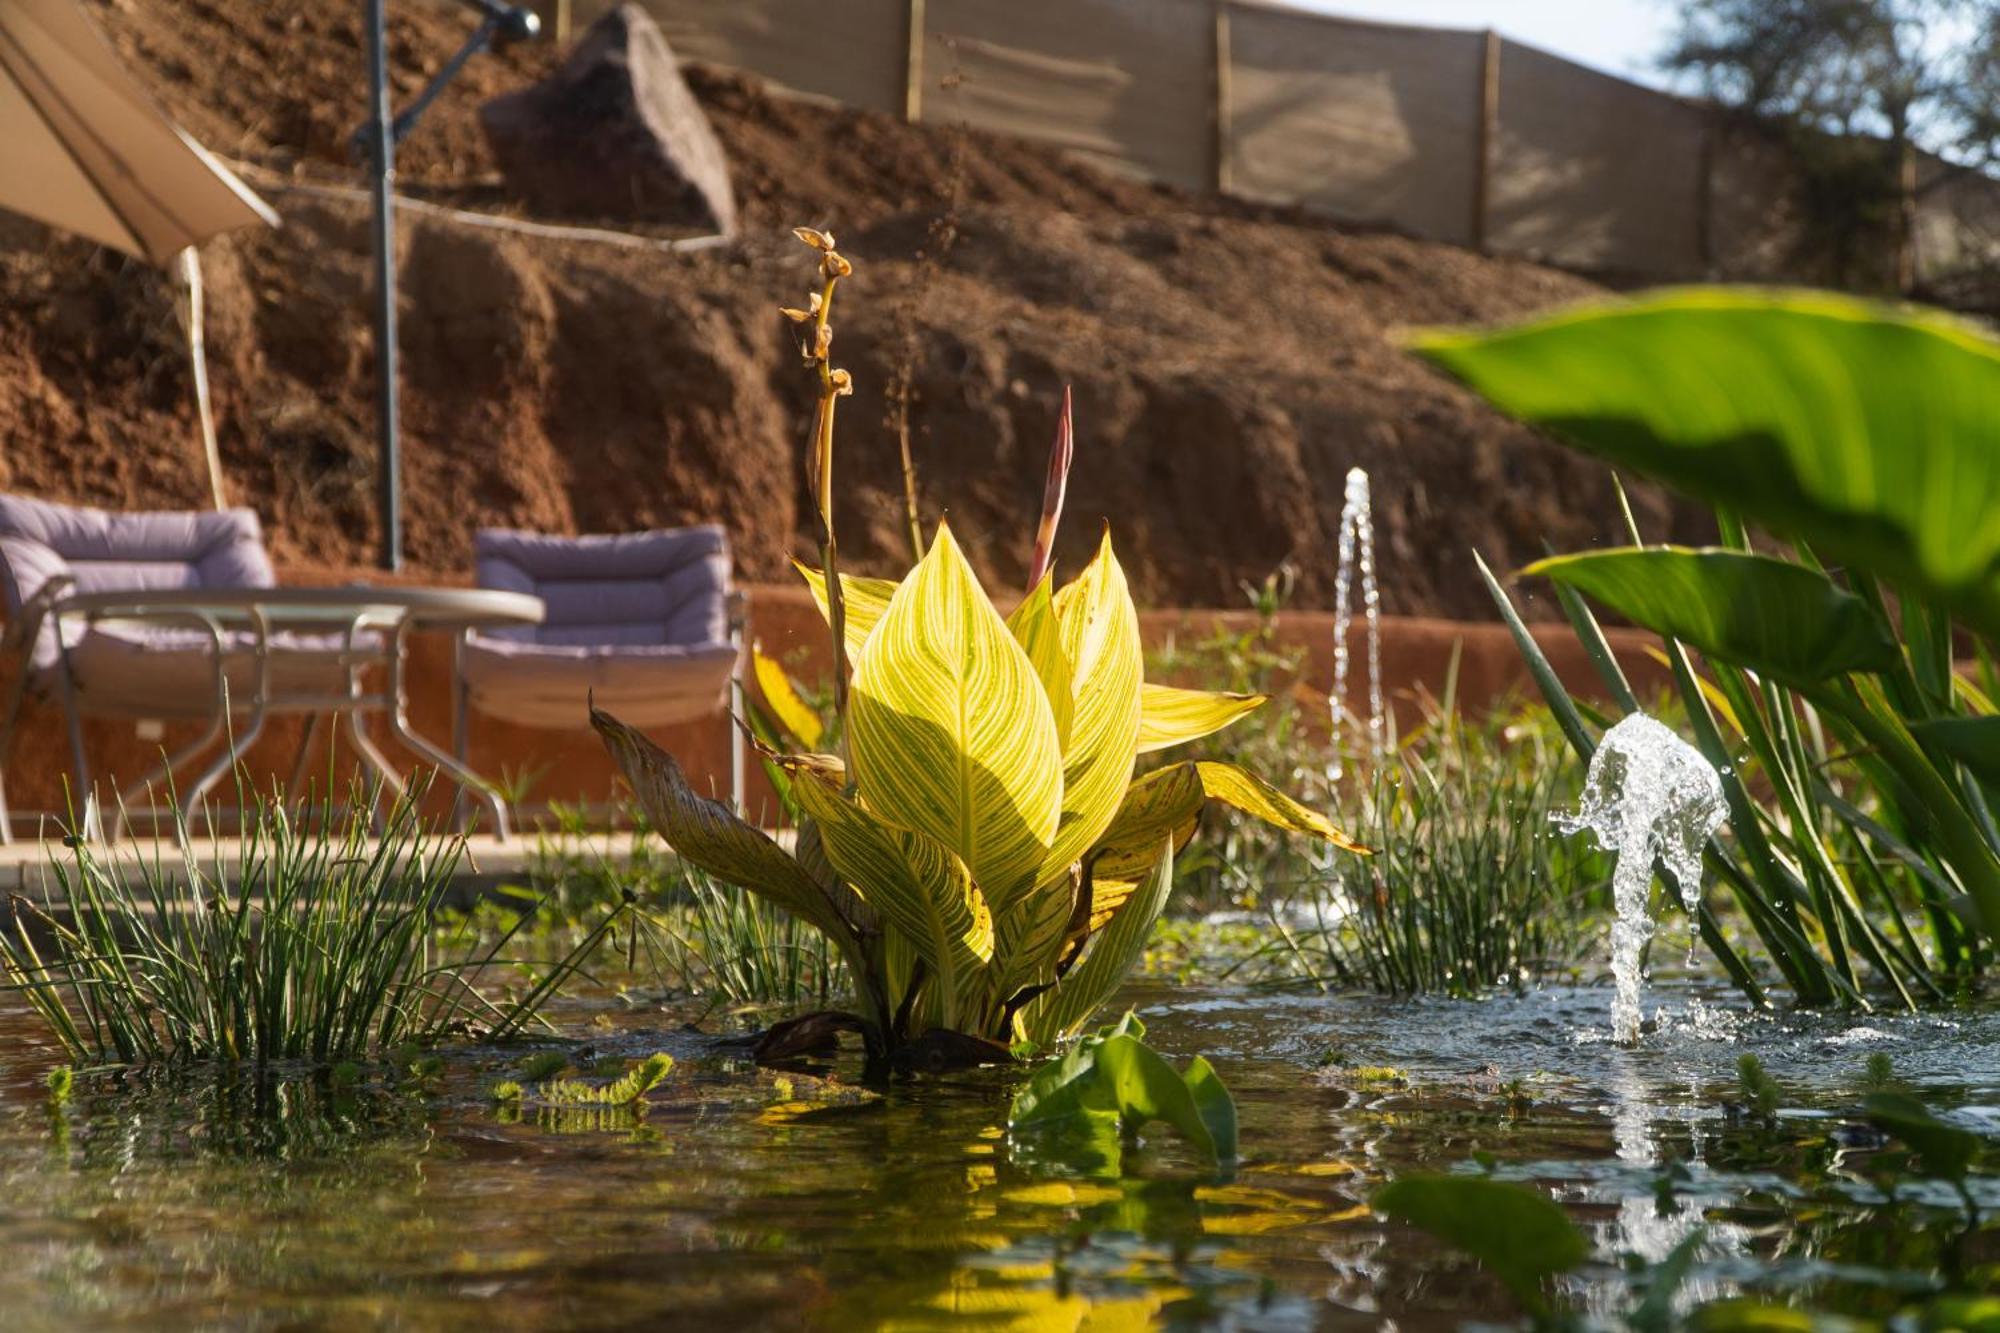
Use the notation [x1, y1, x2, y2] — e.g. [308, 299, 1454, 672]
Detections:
[478, 4, 735, 233]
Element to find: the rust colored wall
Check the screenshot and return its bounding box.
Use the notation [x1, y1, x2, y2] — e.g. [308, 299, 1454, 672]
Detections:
[0, 576, 1665, 836]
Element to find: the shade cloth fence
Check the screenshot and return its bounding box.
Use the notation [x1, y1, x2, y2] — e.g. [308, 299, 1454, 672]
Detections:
[556, 0, 2000, 288]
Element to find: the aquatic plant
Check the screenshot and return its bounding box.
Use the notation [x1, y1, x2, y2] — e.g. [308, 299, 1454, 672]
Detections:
[527, 1053, 675, 1109]
[1423, 290, 2000, 1005]
[1371, 1174, 1589, 1319]
[0, 788, 620, 1064]
[1007, 1010, 1236, 1172]
[597, 228, 1366, 1060]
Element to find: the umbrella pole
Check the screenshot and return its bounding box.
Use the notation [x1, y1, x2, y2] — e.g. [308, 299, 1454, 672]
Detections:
[366, 0, 402, 572]
[175, 247, 227, 510]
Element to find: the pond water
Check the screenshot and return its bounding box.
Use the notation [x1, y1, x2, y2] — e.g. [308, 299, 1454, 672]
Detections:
[0, 979, 1994, 1330]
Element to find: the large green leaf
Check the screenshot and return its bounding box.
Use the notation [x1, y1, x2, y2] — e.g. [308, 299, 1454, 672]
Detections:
[1864, 1091, 1980, 1182]
[1372, 1175, 1589, 1315]
[592, 707, 857, 947]
[848, 522, 1065, 909]
[788, 767, 993, 1030]
[1413, 288, 2000, 630]
[1909, 716, 2000, 788]
[1036, 532, 1146, 888]
[1136, 683, 1267, 754]
[1524, 547, 1898, 688]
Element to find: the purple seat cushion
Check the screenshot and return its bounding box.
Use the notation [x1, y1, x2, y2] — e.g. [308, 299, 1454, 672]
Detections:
[473, 526, 728, 647]
[0, 494, 275, 673]
[465, 526, 735, 730]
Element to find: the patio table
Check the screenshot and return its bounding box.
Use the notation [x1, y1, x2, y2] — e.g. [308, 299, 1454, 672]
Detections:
[49, 585, 544, 842]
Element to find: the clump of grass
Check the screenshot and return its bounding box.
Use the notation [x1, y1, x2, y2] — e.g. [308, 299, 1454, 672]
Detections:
[45, 1066, 73, 1105]
[0, 787, 624, 1066]
[497, 805, 845, 1009]
[1149, 586, 1607, 995]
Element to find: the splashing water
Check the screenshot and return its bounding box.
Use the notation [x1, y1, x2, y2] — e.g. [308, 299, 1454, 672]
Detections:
[1328, 467, 1383, 780]
[1556, 714, 1727, 1044]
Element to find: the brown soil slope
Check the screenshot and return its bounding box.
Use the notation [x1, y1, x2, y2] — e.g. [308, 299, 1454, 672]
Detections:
[0, 0, 1694, 617]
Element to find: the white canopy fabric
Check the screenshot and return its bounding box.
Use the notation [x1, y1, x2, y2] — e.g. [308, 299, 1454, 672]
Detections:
[0, 0, 278, 508]
[0, 0, 276, 261]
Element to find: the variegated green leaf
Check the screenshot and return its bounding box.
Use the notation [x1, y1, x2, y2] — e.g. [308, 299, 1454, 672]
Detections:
[1137, 683, 1267, 754]
[1022, 837, 1175, 1041]
[592, 707, 856, 943]
[788, 765, 994, 1029]
[848, 521, 1064, 909]
[1006, 575, 1074, 746]
[751, 645, 824, 749]
[1036, 531, 1145, 888]
[794, 560, 899, 660]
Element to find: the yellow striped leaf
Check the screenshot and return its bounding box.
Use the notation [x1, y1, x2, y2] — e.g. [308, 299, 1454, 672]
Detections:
[1036, 532, 1145, 888]
[991, 871, 1079, 1017]
[751, 645, 824, 749]
[789, 766, 994, 1029]
[1195, 760, 1372, 854]
[1006, 575, 1074, 746]
[794, 560, 900, 660]
[1137, 683, 1267, 754]
[592, 707, 857, 944]
[848, 521, 1064, 909]
[1089, 763, 1207, 883]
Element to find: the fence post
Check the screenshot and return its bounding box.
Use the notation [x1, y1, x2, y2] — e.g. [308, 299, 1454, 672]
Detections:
[904, 0, 926, 123]
[1471, 28, 1499, 252]
[1212, 2, 1232, 195]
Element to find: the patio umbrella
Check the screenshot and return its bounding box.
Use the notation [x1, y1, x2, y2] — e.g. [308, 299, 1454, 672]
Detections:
[0, 0, 278, 507]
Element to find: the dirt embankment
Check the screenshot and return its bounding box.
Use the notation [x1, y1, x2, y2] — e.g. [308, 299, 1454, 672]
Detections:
[0, 0, 1700, 617]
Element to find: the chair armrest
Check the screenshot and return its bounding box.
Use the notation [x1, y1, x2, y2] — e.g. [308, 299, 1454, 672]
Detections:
[1, 572, 76, 659]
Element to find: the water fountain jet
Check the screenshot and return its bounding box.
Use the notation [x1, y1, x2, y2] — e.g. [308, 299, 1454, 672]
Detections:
[1328, 467, 1383, 780]
[1557, 714, 1726, 1044]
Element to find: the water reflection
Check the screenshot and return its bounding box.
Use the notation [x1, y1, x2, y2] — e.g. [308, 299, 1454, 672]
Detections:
[0, 982, 1989, 1328]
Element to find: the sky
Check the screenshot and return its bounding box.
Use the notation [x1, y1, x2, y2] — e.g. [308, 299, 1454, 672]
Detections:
[1299, 1, 1678, 87]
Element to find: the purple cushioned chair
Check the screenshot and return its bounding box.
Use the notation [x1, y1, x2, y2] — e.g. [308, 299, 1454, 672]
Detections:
[0, 494, 353, 842]
[458, 525, 747, 812]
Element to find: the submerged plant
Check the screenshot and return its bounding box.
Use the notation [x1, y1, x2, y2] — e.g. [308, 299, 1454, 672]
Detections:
[597, 229, 1366, 1061]
[1007, 1010, 1236, 1173]
[1371, 1174, 1589, 1319]
[0, 787, 621, 1065]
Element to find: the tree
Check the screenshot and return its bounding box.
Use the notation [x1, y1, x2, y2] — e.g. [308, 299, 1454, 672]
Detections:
[1660, 0, 2000, 291]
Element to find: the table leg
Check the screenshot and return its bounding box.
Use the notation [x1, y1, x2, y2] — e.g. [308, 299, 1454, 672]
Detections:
[172, 608, 274, 844]
[383, 618, 511, 841]
[109, 610, 234, 844]
[341, 612, 405, 831]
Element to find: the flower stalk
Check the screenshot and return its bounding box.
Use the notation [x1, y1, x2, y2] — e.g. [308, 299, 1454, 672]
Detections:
[1027, 386, 1073, 589]
[785, 228, 857, 756]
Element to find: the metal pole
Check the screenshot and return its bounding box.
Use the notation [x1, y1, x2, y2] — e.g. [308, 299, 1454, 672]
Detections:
[365, 0, 402, 571]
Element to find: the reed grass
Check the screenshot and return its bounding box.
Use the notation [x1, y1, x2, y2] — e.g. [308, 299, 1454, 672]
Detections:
[0, 787, 620, 1065]
[1147, 580, 1608, 995]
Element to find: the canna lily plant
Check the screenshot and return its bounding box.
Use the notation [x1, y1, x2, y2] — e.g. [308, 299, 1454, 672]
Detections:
[595, 227, 1367, 1062]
